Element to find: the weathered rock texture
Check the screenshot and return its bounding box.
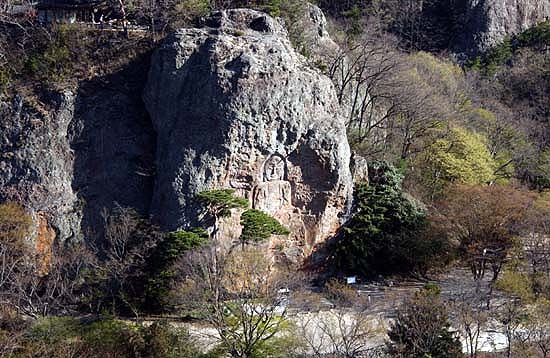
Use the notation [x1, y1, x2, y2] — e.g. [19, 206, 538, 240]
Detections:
[1, 7, 354, 262]
[0, 56, 155, 245]
[295, 3, 341, 69]
[144, 9, 354, 258]
[0, 93, 81, 242]
[455, 0, 550, 55]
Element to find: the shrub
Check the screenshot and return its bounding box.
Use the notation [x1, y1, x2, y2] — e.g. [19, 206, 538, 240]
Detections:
[336, 161, 439, 276]
[23, 26, 74, 84]
[324, 278, 358, 307]
[466, 21, 549, 75]
[145, 228, 209, 311]
[239, 209, 289, 246]
[196, 189, 249, 220]
[516, 20, 550, 50]
[14, 317, 208, 358]
[139, 320, 202, 358]
[173, 0, 211, 24]
[82, 319, 141, 357]
[386, 287, 463, 358]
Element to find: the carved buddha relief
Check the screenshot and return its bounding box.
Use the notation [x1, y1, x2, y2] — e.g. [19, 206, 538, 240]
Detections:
[253, 154, 291, 216]
[263, 154, 286, 181]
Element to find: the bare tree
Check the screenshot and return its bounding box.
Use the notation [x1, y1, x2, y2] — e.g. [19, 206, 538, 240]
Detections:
[451, 290, 489, 358]
[87, 206, 160, 317]
[0, 202, 91, 317]
[439, 185, 534, 296]
[328, 19, 401, 157]
[496, 299, 527, 358]
[293, 283, 383, 358]
[526, 303, 550, 358]
[173, 246, 298, 358]
[296, 310, 383, 358]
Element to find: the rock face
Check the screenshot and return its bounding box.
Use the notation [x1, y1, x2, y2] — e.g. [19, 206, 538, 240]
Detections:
[1, 7, 354, 262]
[144, 9, 354, 257]
[0, 58, 155, 244]
[0, 93, 81, 242]
[295, 3, 341, 69]
[455, 0, 550, 56]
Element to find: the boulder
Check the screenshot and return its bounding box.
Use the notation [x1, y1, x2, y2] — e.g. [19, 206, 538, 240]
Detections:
[144, 9, 354, 257]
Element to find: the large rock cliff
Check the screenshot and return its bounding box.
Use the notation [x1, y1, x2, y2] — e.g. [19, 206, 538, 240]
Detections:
[143, 9, 353, 257]
[0, 57, 156, 244]
[455, 0, 550, 56]
[1, 7, 354, 262]
[0, 93, 80, 242]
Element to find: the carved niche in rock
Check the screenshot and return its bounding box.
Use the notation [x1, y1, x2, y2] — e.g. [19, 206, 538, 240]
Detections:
[253, 154, 292, 216]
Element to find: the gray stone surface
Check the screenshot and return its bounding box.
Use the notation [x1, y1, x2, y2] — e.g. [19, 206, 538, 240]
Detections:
[295, 3, 341, 69]
[0, 59, 155, 243]
[143, 9, 354, 256]
[455, 0, 550, 56]
[1, 7, 355, 262]
[0, 93, 80, 242]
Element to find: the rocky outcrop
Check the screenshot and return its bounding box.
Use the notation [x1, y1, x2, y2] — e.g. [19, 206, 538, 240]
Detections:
[144, 9, 354, 258]
[1, 7, 355, 263]
[0, 56, 155, 245]
[295, 3, 341, 69]
[0, 93, 81, 242]
[70, 68, 156, 236]
[455, 0, 550, 56]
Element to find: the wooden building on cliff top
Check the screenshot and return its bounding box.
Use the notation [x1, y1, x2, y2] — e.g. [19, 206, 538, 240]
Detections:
[36, 0, 107, 23]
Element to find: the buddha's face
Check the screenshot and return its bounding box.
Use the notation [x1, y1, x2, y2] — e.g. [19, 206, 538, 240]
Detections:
[264, 155, 285, 181]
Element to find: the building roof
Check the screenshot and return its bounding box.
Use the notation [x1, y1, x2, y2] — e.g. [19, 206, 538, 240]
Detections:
[36, 0, 106, 9]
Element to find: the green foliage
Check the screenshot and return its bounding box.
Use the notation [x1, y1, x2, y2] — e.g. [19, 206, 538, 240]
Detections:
[263, 0, 285, 17]
[465, 56, 483, 71]
[196, 189, 249, 218]
[153, 228, 209, 264]
[336, 161, 437, 276]
[421, 126, 496, 195]
[261, 0, 303, 19]
[496, 270, 536, 302]
[139, 320, 205, 358]
[535, 149, 550, 188]
[341, 4, 363, 36]
[422, 282, 441, 296]
[18, 317, 208, 358]
[29, 316, 83, 344]
[25, 44, 71, 82]
[484, 37, 513, 74]
[145, 228, 209, 311]
[409, 51, 463, 94]
[23, 26, 74, 84]
[467, 21, 549, 75]
[465, 38, 512, 75]
[239, 209, 289, 245]
[386, 288, 463, 358]
[516, 20, 550, 50]
[173, 0, 211, 23]
[217, 305, 293, 358]
[82, 319, 141, 356]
